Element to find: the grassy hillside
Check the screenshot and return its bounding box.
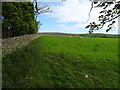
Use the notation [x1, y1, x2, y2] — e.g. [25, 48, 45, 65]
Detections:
[40, 32, 120, 38]
[3, 35, 118, 88]
[84, 33, 119, 38]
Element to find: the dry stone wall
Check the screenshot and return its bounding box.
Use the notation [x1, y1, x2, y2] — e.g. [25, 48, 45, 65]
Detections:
[2, 34, 41, 57]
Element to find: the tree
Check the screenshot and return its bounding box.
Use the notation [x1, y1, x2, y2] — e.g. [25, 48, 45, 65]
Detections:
[86, 0, 120, 34]
[30, 0, 52, 32]
[2, 1, 52, 38]
[33, 0, 52, 19]
[2, 2, 38, 38]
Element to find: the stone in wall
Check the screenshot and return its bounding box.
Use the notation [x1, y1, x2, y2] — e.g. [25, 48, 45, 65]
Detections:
[2, 34, 41, 57]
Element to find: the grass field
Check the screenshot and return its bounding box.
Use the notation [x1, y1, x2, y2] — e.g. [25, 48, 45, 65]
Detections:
[2, 35, 118, 88]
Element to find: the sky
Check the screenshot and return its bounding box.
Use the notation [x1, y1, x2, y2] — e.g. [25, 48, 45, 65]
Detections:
[37, 0, 118, 34]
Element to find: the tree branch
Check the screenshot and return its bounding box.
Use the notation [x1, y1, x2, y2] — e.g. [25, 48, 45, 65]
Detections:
[105, 14, 120, 23]
[87, 1, 94, 22]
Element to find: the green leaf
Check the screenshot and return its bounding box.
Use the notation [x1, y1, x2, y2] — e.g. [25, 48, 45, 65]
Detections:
[94, 2, 98, 4]
[103, 4, 108, 9]
[101, 3, 105, 7]
[108, 10, 112, 13]
[85, 25, 90, 28]
[100, 11, 104, 13]
[112, 21, 115, 24]
[106, 29, 110, 32]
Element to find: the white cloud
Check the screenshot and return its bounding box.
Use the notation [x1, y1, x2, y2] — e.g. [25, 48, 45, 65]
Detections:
[44, 0, 118, 34]
[49, 0, 102, 23]
[57, 23, 87, 31]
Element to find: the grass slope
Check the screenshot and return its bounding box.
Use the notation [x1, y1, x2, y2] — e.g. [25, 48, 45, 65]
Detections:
[3, 35, 118, 88]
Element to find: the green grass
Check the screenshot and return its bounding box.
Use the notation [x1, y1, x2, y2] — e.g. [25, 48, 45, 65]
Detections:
[3, 35, 118, 88]
[83, 33, 119, 38]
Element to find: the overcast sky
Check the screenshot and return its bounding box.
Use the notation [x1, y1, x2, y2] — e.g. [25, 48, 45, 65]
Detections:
[37, 0, 118, 34]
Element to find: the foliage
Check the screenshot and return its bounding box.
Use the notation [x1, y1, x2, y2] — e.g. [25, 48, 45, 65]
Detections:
[33, 0, 52, 19]
[2, 2, 38, 38]
[3, 35, 118, 88]
[86, 0, 120, 34]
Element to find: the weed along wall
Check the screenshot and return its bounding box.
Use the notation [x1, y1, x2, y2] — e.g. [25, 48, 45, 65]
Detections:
[2, 34, 41, 57]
